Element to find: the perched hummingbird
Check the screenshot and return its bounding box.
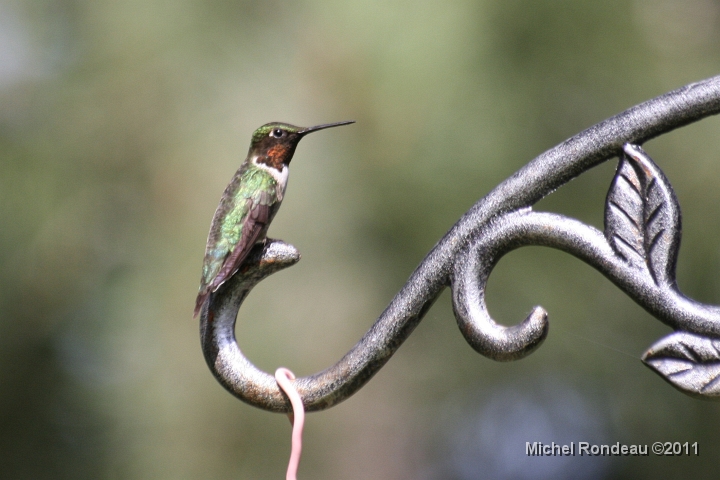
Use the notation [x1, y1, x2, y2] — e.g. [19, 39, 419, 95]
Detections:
[194, 120, 354, 317]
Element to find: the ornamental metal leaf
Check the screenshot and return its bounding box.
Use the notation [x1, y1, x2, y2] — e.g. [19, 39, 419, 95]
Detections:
[604, 145, 681, 287]
[643, 332, 720, 398]
[605, 155, 645, 267]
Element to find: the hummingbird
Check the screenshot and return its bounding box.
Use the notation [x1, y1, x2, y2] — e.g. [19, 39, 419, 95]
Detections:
[194, 120, 354, 317]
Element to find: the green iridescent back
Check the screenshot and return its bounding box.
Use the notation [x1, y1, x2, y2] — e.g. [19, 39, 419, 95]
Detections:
[200, 162, 280, 288]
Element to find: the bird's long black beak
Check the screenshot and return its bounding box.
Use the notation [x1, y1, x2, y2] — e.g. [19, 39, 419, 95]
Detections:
[299, 120, 355, 136]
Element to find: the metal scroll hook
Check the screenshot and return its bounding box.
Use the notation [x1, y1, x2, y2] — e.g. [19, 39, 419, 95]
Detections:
[450, 217, 550, 361]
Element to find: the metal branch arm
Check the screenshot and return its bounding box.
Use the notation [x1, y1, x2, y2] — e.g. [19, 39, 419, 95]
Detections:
[200, 76, 720, 411]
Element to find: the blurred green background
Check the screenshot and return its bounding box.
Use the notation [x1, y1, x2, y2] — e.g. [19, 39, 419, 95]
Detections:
[2, 0, 720, 478]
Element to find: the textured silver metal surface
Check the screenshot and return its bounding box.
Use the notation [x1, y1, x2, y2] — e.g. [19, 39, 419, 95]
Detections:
[200, 75, 720, 411]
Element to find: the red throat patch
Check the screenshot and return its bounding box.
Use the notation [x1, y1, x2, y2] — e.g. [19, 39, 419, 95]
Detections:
[260, 145, 289, 170]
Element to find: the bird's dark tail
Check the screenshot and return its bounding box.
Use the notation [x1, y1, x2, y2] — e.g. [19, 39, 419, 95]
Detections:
[194, 290, 210, 318]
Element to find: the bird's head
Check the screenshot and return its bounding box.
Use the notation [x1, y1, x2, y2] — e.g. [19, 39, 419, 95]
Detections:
[248, 120, 354, 170]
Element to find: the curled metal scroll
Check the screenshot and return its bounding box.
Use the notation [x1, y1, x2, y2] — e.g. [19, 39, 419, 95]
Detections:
[200, 75, 720, 412]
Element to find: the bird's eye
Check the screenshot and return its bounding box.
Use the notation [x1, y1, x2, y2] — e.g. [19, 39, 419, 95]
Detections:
[271, 128, 284, 138]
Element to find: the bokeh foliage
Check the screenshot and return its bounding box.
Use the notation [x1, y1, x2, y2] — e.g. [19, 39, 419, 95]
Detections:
[1, 0, 720, 478]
